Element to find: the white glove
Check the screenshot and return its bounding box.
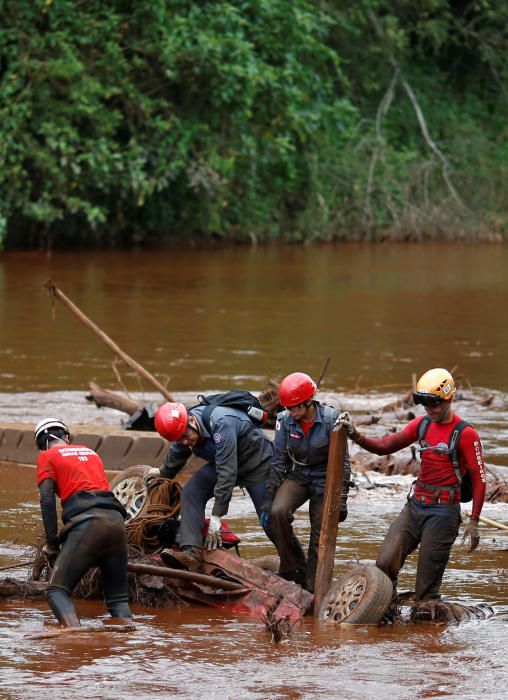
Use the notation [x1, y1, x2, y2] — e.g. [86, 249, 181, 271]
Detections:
[205, 515, 222, 550]
[336, 411, 357, 438]
[42, 544, 59, 566]
[145, 467, 161, 482]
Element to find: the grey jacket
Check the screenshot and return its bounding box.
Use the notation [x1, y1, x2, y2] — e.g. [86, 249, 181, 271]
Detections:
[160, 404, 273, 517]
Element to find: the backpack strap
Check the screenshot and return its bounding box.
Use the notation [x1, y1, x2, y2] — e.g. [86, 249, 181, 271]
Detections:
[201, 404, 214, 435]
[448, 420, 470, 484]
[417, 415, 432, 446]
[322, 404, 335, 433]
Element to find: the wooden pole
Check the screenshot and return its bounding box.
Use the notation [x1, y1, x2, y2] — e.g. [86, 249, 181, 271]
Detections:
[127, 561, 249, 591]
[313, 424, 347, 615]
[463, 511, 508, 531]
[316, 354, 332, 388]
[44, 280, 175, 402]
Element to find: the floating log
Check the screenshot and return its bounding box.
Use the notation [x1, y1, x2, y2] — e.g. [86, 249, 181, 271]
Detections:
[86, 381, 141, 415]
[26, 622, 135, 640]
[0, 578, 47, 599]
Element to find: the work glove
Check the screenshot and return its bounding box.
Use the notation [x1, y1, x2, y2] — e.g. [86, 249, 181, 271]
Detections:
[339, 507, 348, 523]
[259, 511, 270, 530]
[461, 518, 480, 552]
[42, 544, 59, 567]
[205, 515, 222, 550]
[336, 412, 358, 440]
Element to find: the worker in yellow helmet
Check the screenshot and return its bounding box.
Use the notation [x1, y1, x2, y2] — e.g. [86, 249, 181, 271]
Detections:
[338, 368, 487, 601]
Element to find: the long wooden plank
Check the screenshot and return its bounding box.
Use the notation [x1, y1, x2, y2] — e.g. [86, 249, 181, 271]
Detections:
[313, 424, 347, 615]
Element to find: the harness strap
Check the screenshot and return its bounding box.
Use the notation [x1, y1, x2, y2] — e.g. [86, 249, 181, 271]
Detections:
[417, 416, 470, 486]
[414, 480, 458, 503]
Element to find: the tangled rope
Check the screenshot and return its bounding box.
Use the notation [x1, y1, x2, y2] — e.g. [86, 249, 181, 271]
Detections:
[125, 477, 182, 554]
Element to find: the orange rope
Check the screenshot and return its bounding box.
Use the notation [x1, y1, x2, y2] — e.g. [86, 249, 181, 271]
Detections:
[126, 478, 182, 554]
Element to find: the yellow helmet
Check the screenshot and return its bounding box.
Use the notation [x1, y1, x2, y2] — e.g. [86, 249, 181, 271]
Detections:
[414, 368, 456, 405]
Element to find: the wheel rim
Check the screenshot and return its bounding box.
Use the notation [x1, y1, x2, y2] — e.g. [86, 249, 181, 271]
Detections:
[322, 574, 368, 623]
[112, 476, 148, 521]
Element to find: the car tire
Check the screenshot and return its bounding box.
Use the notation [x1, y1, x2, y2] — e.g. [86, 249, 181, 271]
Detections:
[109, 465, 152, 521]
[318, 565, 393, 624]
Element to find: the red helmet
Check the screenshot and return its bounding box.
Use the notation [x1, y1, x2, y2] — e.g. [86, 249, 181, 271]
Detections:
[278, 372, 317, 407]
[154, 402, 188, 441]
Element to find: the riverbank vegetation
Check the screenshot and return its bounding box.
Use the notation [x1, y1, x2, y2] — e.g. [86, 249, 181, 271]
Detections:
[1, 1, 507, 249]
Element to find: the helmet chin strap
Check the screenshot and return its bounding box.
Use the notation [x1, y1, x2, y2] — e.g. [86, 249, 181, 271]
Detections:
[45, 431, 69, 450]
[188, 416, 201, 438]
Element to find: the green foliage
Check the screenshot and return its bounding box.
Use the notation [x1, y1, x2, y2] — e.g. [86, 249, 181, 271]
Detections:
[0, 0, 507, 247]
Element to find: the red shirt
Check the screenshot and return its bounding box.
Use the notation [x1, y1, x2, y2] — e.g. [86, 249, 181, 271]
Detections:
[356, 414, 487, 519]
[299, 416, 315, 437]
[37, 444, 111, 504]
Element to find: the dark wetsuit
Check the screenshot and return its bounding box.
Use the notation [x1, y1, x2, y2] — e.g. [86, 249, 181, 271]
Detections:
[355, 414, 486, 599]
[37, 443, 132, 626]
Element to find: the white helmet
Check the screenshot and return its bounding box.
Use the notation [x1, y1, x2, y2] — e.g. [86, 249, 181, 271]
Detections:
[34, 418, 69, 450]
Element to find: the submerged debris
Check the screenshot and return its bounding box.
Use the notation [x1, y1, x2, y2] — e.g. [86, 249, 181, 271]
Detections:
[410, 599, 495, 623]
[28, 542, 185, 608]
[262, 597, 295, 643]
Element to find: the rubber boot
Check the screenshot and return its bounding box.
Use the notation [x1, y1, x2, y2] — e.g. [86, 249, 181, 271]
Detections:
[46, 588, 80, 627]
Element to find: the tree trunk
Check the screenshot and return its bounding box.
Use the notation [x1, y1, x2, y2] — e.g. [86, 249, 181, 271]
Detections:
[85, 381, 140, 415]
[0, 578, 48, 599]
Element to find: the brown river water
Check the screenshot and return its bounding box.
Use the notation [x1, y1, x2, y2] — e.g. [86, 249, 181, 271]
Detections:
[0, 244, 507, 698]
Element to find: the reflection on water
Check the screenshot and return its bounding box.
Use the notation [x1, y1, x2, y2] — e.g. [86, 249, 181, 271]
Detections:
[1, 243, 508, 393]
[0, 465, 506, 699]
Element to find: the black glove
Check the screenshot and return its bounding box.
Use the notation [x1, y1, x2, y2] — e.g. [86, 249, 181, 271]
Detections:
[339, 507, 348, 523]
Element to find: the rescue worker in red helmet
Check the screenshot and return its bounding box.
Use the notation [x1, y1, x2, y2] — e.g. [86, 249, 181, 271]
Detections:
[152, 400, 274, 572]
[260, 372, 351, 592]
[338, 368, 487, 601]
[34, 418, 132, 627]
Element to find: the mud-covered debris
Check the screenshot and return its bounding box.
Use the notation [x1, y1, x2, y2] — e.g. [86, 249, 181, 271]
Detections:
[410, 599, 495, 623]
[262, 598, 295, 643]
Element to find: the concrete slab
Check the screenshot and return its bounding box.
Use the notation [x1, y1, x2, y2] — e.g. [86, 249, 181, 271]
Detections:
[72, 433, 103, 452]
[96, 434, 134, 470]
[12, 430, 39, 465]
[0, 429, 23, 461]
[118, 436, 167, 469]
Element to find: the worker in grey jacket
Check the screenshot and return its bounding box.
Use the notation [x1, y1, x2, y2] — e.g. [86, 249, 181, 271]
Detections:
[261, 373, 351, 592]
[153, 401, 273, 571]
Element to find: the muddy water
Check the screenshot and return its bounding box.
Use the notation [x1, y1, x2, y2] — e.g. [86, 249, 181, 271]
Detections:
[0, 461, 506, 699]
[1, 243, 508, 393]
[0, 244, 507, 698]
